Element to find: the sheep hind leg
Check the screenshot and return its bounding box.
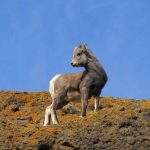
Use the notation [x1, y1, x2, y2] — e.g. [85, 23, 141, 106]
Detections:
[50, 100, 59, 124]
[51, 90, 68, 124]
[43, 99, 60, 126]
[44, 89, 67, 126]
[43, 100, 59, 126]
[44, 105, 52, 126]
[94, 96, 100, 111]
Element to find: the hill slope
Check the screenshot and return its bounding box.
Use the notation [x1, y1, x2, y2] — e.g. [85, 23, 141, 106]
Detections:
[0, 91, 150, 150]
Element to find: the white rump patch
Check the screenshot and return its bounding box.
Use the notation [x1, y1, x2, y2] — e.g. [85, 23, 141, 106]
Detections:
[49, 74, 62, 98]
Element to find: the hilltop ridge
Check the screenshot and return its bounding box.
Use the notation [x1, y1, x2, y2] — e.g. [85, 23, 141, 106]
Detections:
[0, 91, 150, 150]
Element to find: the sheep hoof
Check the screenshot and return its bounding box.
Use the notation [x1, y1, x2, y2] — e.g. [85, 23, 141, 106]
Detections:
[94, 109, 99, 112]
[80, 115, 86, 118]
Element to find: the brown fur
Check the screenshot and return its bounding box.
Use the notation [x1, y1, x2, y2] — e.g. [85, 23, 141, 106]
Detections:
[44, 44, 108, 125]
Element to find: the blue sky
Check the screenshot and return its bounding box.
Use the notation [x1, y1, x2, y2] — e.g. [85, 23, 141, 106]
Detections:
[0, 0, 150, 99]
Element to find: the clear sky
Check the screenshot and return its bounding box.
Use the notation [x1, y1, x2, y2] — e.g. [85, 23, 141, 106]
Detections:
[0, 0, 150, 99]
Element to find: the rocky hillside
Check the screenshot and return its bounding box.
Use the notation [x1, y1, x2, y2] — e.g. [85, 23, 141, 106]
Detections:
[0, 91, 150, 150]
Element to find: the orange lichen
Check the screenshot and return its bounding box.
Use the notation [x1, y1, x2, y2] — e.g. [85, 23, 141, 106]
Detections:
[27, 102, 33, 107]
[33, 130, 41, 137]
[32, 113, 39, 123]
[60, 114, 80, 124]
[14, 111, 26, 116]
[46, 128, 57, 134]
[30, 139, 38, 145]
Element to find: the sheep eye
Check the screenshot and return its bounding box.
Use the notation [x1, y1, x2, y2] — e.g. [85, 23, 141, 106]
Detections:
[77, 53, 81, 56]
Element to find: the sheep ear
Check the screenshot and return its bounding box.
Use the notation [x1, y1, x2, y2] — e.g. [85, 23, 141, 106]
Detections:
[82, 44, 87, 53]
[79, 45, 82, 48]
[82, 44, 92, 58]
[84, 43, 88, 47]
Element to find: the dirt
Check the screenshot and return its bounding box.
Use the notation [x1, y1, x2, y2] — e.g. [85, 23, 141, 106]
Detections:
[0, 91, 150, 150]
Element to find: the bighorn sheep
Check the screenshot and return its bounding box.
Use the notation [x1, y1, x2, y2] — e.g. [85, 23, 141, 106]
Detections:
[44, 44, 108, 126]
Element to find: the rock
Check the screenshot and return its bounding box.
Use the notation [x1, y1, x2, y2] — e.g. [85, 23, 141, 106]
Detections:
[129, 115, 138, 120]
[10, 104, 19, 112]
[118, 120, 131, 128]
[38, 144, 51, 150]
[88, 104, 94, 111]
[17, 117, 26, 120]
[26, 116, 33, 122]
[118, 118, 138, 128]
[62, 103, 80, 114]
[104, 121, 112, 127]
[7, 97, 25, 107]
[17, 118, 27, 126]
[93, 136, 99, 144]
[127, 137, 136, 145]
[27, 130, 35, 137]
[102, 137, 111, 143]
[7, 97, 17, 105]
[24, 92, 28, 94]
[145, 112, 150, 121]
[0, 96, 5, 111]
[120, 107, 125, 111]
[0, 104, 4, 111]
[136, 108, 142, 113]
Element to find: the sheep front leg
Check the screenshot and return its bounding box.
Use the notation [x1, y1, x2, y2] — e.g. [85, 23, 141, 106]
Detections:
[80, 87, 89, 117]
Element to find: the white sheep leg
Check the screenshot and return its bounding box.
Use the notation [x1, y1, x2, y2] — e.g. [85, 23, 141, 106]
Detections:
[43, 105, 51, 126]
[94, 97, 99, 111]
[50, 102, 59, 124]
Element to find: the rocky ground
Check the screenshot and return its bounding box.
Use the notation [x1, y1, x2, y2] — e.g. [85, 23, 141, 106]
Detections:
[0, 91, 150, 150]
